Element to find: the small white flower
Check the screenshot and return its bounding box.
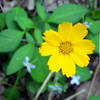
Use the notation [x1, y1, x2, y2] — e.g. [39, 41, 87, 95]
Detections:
[70, 75, 80, 85]
[23, 56, 36, 73]
[82, 22, 90, 28]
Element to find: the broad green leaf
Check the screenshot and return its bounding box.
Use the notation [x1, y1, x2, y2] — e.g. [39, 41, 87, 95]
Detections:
[48, 4, 88, 24]
[91, 34, 99, 53]
[6, 44, 34, 75]
[85, 16, 94, 23]
[34, 28, 43, 44]
[87, 34, 99, 53]
[0, 13, 6, 30]
[89, 21, 100, 34]
[6, 7, 27, 29]
[5, 87, 20, 100]
[32, 16, 45, 29]
[76, 66, 91, 82]
[26, 33, 34, 43]
[31, 48, 50, 83]
[36, 2, 47, 21]
[88, 96, 100, 100]
[15, 17, 35, 30]
[92, 10, 100, 19]
[0, 29, 23, 52]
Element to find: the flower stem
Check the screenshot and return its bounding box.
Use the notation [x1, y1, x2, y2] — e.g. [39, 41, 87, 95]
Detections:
[34, 72, 54, 100]
[87, 62, 100, 99]
[64, 89, 86, 100]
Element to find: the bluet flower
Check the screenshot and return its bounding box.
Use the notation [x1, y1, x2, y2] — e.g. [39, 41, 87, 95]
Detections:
[70, 75, 80, 85]
[23, 56, 36, 73]
[83, 22, 90, 28]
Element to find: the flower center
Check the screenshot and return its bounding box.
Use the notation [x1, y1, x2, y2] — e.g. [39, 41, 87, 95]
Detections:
[59, 41, 73, 55]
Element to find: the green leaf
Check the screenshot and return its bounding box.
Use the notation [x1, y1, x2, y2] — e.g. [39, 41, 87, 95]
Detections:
[6, 7, 27, 29]
[76, 66, 91, 82]
[34, 28, 43, 44]
[6, 43, 34, 75]
[85, 16, 94, 23]
[87, 33, 99, 53]
[0, 13, 6, 30]
[32, 16, 45, 28]
[44, 23, 51, 30]
[26, 33, 34, 43]
[89, 21, 100, 34]
[15, 17, 35, 30]
[91, 34, 99, 53]
[0, 29, 24, 52]
[48, 4, 88, 24]
[31, 48, 50, 83]
[5, 87, 20, 100]
[36, 2, 47, 21]
[88, 96, 100, 100]
[92, 10, 100, 19]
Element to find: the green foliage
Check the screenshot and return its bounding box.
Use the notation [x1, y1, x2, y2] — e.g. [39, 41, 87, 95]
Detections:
[32, 16, 45, 29]
[26, 32, 34, 43]
[55, 72, 66, 84]
[76, 66, 91, 82]
[31, 48, 50, 83]
[0, 29, 24, 52]
[6, 44, 34, 75]
[91, 34, 99, 53]
[26, 80, 40, 94]
[48, 4, 88, 24]
[34, 28, 43, 44]
[44, 23, 51, 30]
[36, 2, 47, 21]
[0, 2, 99, 98]
[89, 21, 100, 34]
[15, 17, 35, 31]
[6, 7, 27, 29]
[92, 10, 100, 19]
[5, 87, 20, 100]
[88, 96, 100, 100]
[0, 13, 6, 30]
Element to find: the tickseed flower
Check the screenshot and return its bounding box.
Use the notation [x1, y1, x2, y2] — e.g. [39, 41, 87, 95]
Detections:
[70, 75, 80, 85]
[39, 22, 95, 77]
[23, 56, 36, 73]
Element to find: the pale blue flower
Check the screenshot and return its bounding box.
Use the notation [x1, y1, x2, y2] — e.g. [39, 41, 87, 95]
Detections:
[83, 22, 90, 28]
[70, 75, 80, 85]
[23, 56, 36, 73]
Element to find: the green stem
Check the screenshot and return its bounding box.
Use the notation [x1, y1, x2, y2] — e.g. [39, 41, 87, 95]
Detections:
[34, 72, 54, 100]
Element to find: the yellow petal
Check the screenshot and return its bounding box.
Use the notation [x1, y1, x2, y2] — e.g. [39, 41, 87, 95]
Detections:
[73, 39, 95, 54]
[39, 42, 58, 56]
[43, 29, 61, 46]
[58, 22, 73, 41]
[70, 51, 90, 67]
[48, 54, 62, 72]
[72, 23, 88, 41]
[61, 55, 76, 77]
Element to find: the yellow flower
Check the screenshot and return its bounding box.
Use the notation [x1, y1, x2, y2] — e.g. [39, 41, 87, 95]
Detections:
[39, 22, 95, 77]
